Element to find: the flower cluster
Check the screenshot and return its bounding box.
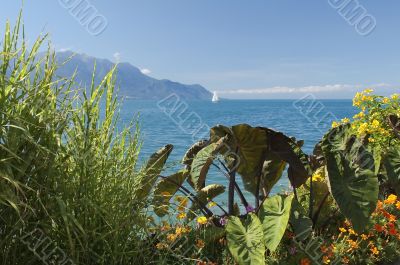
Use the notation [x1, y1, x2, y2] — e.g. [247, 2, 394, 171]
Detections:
[332, 89, 400, 148]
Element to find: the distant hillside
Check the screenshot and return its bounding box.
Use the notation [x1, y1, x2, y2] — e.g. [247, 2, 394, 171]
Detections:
[54, 51, 212, 100]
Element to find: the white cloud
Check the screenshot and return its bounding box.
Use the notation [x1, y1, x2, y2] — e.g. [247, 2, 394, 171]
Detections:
[113, 52, 121, 63]
[140, 68, 151, 75]
[219, 83, 394, 95]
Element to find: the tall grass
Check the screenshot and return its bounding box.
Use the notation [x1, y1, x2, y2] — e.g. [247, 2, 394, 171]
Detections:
[0, 15, 155, 264]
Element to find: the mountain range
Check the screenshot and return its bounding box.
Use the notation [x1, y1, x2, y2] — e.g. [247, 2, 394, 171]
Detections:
[53, 51, 212, 100]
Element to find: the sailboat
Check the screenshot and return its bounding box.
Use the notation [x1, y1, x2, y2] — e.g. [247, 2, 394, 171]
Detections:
[212, 91, 219, 102]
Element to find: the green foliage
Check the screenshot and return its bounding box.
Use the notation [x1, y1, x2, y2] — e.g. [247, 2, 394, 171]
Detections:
[152, 170, 189, 217]
[226, 214, 265, 265]
[382, 147, 400, 194]
[321, 124, 378, 232]
[259, 194, 294, 251]
[0, 15, 158, 265]
[190, 138, 225, 190]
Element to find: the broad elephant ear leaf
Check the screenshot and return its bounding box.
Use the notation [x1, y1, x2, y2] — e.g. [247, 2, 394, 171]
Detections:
[289, 200, 312, 241]
[261, 128, 312, 188]
[182, 139, 209, 169]
[226, 214, 265, 265]
[152, 170, 189, 217]
[258, 194, 294, 251]
[190, 137, 225, 190]
[259, 154, 286, 197]
[210, 124, 268, 195]
[187, 184, 225, 220]
[136, 144, 173, 199]
[382, 146, 400, 194]
[321, 124, 378, 232]
[388, 114, 400, 139]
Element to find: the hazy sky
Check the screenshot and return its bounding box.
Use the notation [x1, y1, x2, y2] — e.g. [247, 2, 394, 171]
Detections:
[1, 1, 399, 98]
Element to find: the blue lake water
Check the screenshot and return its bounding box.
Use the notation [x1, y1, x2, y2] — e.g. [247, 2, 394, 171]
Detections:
[119, 98, 357, 206]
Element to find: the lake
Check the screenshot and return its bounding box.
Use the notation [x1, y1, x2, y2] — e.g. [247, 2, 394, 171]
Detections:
[119, 97, 358, 205]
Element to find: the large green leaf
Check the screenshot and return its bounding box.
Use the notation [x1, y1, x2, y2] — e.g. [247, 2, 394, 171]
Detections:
[187, 184, 225, 220]
[190, 138, 225, 190]
[210, 124, 268, 194]
[259, 155, 286, 196]
[182, 139, 209, 170]
[136, 144, 173, 199]
[258, 194, 294, 251]
[152, 170, 189, 217]
[262, 128, 312, 188]
[383, 146, 400, 194]
[289, 200, 312, 241]
[226, 214, 265, 265]
[321, 124, 378, 232]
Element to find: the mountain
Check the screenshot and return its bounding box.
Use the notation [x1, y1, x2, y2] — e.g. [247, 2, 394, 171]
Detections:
[53, 51, 212, 100]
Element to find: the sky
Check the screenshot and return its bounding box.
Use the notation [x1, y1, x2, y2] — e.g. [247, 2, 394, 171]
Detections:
[1, 0, 399, 99]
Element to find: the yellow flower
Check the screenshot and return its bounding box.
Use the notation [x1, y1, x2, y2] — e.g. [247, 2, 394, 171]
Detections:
[391, 94, 399, 100]
[339, 227, 347, 233]
[348, 228, 357, 236]
[177, 212, 186, 219]
[396, 201, 400, 210]
[361, 234, 368, 240]
[197, 216, 208, 225]
[371, 119, 380, 129]
[353, 111, 365, 119]
[357, 122, 369, 135]
[175, 226, 183, 236]
[382, 97, 390, 104]
[196, 239, 205, 249]
[368, 137, 375, 143]
[332, 121, 340, 128]
[384, 194, 397, 205]
[167, 233, 177, 242]
[364, 88, 374, 94]
[208, 201, 217, 208]
[156, 242, 168, 249]
[341, 117, 350, 123]
[322, 255, 330, 264]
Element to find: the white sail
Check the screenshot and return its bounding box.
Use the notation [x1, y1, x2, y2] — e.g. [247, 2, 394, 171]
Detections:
[212, 91, 219, 102]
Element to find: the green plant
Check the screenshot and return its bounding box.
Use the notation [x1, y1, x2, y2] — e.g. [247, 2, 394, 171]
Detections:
[0, 15, 159, 265]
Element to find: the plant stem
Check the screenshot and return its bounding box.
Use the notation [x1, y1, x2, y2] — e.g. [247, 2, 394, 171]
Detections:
[309, 173, 313, 220]
[215, 159, 249, 207]
[228, 147, 239, 215]
[312, 191, 330, 228]
[158, 175, 213, 217]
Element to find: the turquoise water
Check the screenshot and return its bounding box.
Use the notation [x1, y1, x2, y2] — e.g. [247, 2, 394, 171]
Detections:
[120, 99, 357, 205]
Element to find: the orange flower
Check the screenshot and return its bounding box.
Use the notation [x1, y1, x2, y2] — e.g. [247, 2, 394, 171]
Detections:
[384, 194, 397, 205]
[376, 200, 383, 210]
[322, 256, 330, 264]
[388, 214, 397, 222]
[375, 224, 384, 232]
[346, 239, 359, 250]
[300, 258, 311, 265]
[342, 256, 350, 264]
[196, 239, 205, 249]
[396, 201, 400, 210]
[361, 234, 369, 240]
[320, 245, 328, 253]
[388, 224, 397, 235]
[348, 228, 357, 235]
[370, 246, 379, 255]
